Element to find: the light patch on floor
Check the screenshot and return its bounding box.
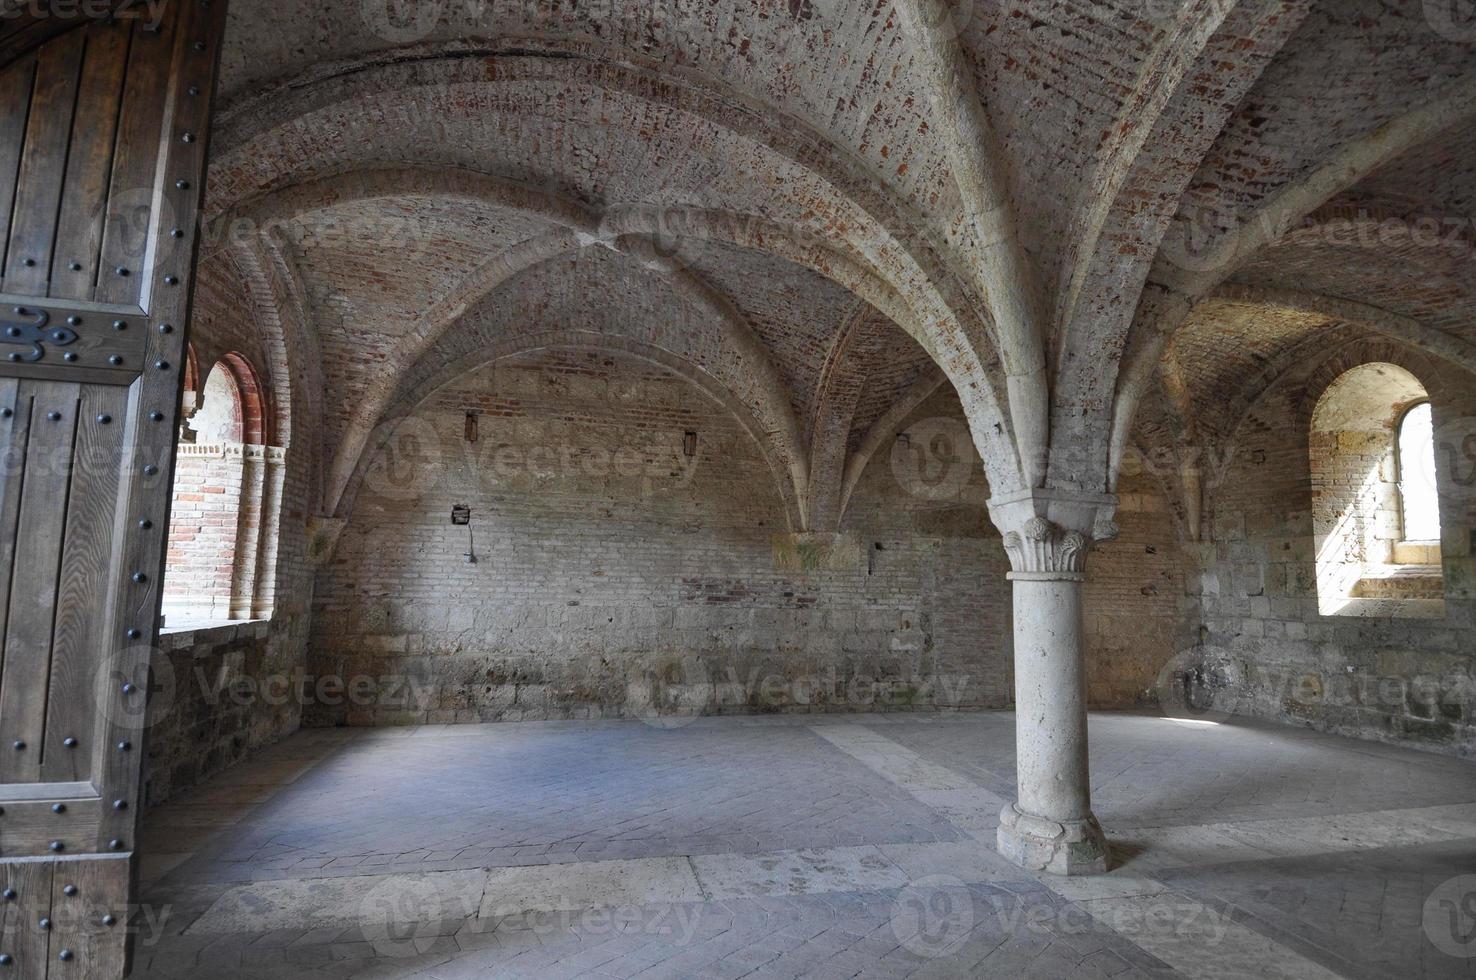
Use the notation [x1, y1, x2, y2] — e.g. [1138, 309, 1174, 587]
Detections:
[1117, 802, 1476, 871]
[478, 856, 704, 917]
[811, 723, 979, 793]
[1077, 893, 1348, 980]
[690, 844, 909, 899]
[812, 722, 1009, 839]
[187, 869, 487, 933]
[874, 840, 1023, 883]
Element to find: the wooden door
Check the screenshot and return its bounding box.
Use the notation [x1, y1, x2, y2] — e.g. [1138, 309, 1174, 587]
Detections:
[0, 1, 225, 975]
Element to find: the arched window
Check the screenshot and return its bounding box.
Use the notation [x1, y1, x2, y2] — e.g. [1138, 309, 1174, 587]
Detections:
[191, 358, 243, 443]
[1396, 402, 1440, 542]
[162, 350, 275, 626]
[1311, 363, 1444, 617]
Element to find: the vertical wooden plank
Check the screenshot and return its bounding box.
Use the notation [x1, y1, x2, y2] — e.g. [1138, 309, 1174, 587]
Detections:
[0, 378, 28, 665]
[48, 855, 130, 979]
[0, 381, 80, 784]
[94, 10, 174, 306]
[99, 0, 223, 858]
[1, 28, 85, 297]
[50, 20, 132, 303]
[0, 55, 38, 275]
[0, 860, 54, 975]
[42, 385, 129, 786]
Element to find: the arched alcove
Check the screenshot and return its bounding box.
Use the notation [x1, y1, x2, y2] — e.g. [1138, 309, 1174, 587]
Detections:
[163, 352, 279, 624]
[1311, 362, 1446, 617]
[190, 358, 244, 443]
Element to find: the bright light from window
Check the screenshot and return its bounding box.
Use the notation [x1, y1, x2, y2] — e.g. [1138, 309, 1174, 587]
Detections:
[1399, 402, 1441, 541]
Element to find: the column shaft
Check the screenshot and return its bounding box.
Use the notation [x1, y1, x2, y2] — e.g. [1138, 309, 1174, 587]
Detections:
[986, 489, 1117, 876]
[1010, 573, 1092, 824]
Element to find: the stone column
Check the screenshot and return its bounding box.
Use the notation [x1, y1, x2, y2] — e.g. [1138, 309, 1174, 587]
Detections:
[988, 489, 1118, 875]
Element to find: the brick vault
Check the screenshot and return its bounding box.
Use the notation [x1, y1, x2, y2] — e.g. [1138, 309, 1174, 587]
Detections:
[87, 0, 1476, 867]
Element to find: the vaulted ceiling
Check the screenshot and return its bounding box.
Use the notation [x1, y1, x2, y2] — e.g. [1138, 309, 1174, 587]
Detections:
[192, 0, 1476, 529]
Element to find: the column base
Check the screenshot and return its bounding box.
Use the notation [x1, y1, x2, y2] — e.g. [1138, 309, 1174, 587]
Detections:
[996, 803, 1109, 875]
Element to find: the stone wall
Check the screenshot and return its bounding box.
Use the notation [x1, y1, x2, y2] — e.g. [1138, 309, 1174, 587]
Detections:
[1180, 341, 1476, 757]
[307, 352, 998, 723]
[306, 351, 1184, 726]
[1085, 469, 1196, 708]
[144, 494, 315, 807]
[142, 621, 289, 805]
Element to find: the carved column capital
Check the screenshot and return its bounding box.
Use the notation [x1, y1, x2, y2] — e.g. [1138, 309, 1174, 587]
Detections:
[1000, 518, 1091, 576]
[988, 489, 1118, 579]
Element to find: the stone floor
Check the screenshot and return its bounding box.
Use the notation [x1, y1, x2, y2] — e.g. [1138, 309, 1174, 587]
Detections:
[130, 712, 1476, 979]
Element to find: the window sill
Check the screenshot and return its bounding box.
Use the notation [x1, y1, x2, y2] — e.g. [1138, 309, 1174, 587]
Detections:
[1391, 540, 1441, 565]
[1318, 596, 1446, 620]
[157, 618, 271, 651]
[1350, 563, 1443, 601]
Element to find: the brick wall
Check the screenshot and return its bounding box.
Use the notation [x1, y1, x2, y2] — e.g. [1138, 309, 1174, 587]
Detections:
[307, 352, 1005, 723]
[306, 351, 1181, 726]
[1086, 468, 1195, 707]
[162, 445, 244, 621]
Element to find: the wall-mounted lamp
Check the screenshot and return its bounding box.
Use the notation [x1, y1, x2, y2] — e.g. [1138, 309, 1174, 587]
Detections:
[451, 504, 476, 563]
[683, 430, 698, 457]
